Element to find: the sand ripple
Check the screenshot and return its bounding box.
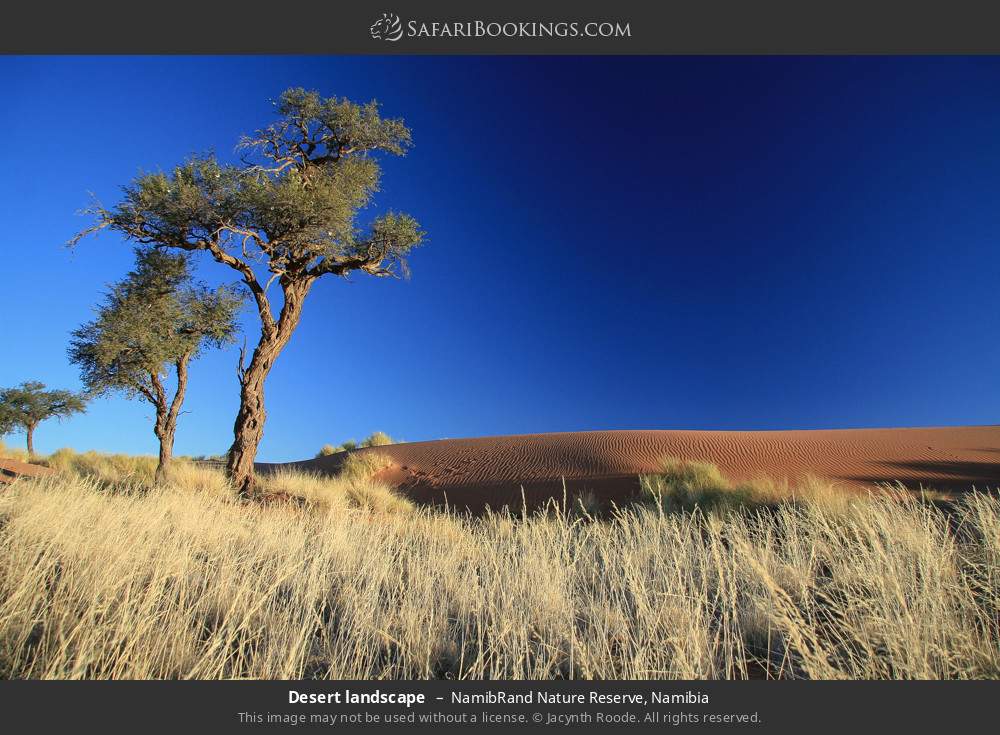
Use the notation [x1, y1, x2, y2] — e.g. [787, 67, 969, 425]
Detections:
[295, 426, 1000, 511]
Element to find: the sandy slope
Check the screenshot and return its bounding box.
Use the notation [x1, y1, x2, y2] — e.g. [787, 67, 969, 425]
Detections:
[294, 426, 1000, 511]
[0, 458, 56, 485]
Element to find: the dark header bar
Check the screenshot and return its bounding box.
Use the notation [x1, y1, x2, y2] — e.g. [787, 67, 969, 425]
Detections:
[4, 0, 1000, 54]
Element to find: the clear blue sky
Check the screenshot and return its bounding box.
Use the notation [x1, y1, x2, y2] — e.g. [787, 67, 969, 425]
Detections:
[2, 56, 999, 461]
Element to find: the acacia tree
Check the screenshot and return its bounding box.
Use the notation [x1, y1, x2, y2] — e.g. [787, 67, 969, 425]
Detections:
[73, 88, 424, 495]
[0, 381, 87, 456]
[69, 248, 243, 483]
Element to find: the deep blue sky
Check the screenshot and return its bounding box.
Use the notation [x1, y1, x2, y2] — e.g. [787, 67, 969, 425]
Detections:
[2, 56, 999, 460]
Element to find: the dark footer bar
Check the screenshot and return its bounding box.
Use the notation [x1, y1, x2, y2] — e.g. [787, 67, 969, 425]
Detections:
[1, 679, 994, 732]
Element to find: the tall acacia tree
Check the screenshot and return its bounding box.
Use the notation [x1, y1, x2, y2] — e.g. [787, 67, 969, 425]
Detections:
[0, 382, 87, 456]
[69, 248, 243, 483]
[73, 89, 425, 495]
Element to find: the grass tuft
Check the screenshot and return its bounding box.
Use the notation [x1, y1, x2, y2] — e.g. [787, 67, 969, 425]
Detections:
[337, 451, 393, 482]
[639, 457, 865, 516]
[315, 431, 395, 458]
[360, 431, 394, 448]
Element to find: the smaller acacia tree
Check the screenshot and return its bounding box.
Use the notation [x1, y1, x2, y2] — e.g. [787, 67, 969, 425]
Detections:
[69, 248, 243, 482]
[0, 381, 87, 457]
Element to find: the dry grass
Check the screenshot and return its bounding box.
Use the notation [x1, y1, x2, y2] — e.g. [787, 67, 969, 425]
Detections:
[316, 431, 396, 458]
[641, 457, 865, 516]
[256, 447, 404, 512]
[5, 442, 403, 511]
[0, 439, 30, 463]
[0, 460, 998, 680]
[336, 450, 393, 482]
[360, 431, 395, 448]
[40, 448, 159, 488]
[257, 467, 413, 515]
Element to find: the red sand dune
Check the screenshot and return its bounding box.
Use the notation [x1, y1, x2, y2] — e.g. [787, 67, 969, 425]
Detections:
[0, 458, 57, 485]
[291, 426, 1000, 511]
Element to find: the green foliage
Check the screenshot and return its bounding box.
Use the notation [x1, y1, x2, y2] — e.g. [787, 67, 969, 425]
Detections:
[0, 405, 13, 438]
[68, 248, 244, 403]
[0, 381, 87, 437]
[73, 87, 426, 288]
[267, 87, 413, 156]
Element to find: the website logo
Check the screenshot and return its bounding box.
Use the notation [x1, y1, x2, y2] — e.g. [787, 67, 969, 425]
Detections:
[370, 13, 404, 42]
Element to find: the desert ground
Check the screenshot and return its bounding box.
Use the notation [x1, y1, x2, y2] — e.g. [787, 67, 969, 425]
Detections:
[0, 457, 56, 484]
[2, 426, 999, 680]
[286, 426, 1000, 511]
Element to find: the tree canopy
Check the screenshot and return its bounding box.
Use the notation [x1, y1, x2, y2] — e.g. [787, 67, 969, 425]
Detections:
[0, 381, 87, 455]
[69, 247, 243, 480]
[72, 88, 424, 308]
[69, 248, 243, 404]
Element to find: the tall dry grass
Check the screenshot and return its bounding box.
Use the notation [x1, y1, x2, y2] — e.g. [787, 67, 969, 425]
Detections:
[258, 463, 411, 514]
[0, 439, 30, 463]
[41, 448, 159, 487]
[640, 456, 861, 515]
[0, 463, 997, 680]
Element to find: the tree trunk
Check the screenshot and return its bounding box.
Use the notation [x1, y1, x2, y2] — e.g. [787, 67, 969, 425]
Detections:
[151, 355, 190, 485]
[25, 423, 36, 457]
[155, 425, 174, 484]
[227, 280, 312, 497]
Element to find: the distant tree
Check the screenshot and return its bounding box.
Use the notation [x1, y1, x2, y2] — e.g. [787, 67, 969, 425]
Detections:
[0, 381, 87, 457]
[73, 88, 425, 495]
[69, 248, 243, 483]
